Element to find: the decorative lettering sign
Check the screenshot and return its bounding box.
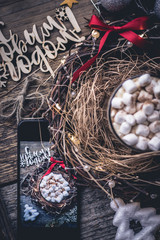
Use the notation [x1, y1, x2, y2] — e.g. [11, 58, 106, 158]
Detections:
[0, 6, 85, 87]
[20, 146, 51, 168]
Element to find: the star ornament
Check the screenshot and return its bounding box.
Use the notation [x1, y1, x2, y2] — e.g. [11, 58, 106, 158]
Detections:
[60, 0, 78, 8]
[110, 198, 160, 240]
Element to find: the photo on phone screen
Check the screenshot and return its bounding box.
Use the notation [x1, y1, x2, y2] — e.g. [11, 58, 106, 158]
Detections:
[18, 119, 79, 240]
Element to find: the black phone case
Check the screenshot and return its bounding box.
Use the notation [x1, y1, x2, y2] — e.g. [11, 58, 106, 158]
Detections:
[17, 119, 80, 240]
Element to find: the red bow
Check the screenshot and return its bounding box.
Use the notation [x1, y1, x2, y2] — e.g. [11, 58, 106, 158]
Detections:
[42, 157, 76, 179]
[72, 15, 149, 83]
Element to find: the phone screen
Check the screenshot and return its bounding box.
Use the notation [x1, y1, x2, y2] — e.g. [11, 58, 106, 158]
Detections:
[18, 120, 79, 240]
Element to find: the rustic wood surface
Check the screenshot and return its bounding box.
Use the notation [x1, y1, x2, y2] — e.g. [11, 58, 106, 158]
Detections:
[0, 0, 118, 239]
[0, 0, 160, 240]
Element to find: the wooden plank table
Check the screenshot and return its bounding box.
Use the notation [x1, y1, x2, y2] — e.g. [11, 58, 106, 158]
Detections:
[0, 0, 117, 239]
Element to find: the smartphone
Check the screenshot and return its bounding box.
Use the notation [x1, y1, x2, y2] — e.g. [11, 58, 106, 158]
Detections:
[17, 119, 79, 240]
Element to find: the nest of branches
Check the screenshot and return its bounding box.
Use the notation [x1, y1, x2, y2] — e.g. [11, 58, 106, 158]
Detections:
[21, 160, 77, 214]
[44, 39, 160, 208]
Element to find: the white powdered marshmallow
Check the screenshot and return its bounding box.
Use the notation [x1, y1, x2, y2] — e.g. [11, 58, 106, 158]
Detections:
[122, 92, 134, 106]
[114, 110, 126, 124]
[125, 114, 136, 126]
[124, 104, 137, 114]
[149, 121, 160, 133]
[40, 172, 70, 203]
[111, 109, 117, 118]
[153, 85, 160, 99]
[155, 132, 160, 138]
[113, 122, 120, 132]
[62, 181, 69, 187]
[136, 124, 149, 137]
[148, 136, 160, 151]
[138, 73, 151, 87]
[55, 194, 63, 203]
[51, 198, 56, 203]
[119, 122, 131, 135]
[122, 133, 138, 146]
[148, 111, 159, 122]
[46, 196, 51, 202]
[63, 191, 69, 197]
[138, 90, 153, 102]
[145, 79, 157, 94]
[136, 102, 143, 111]
[122, 79, 137, 93]
[134, 110, 147, 124]
[116, 88, 125, 98]
[135, 136, 148, 151]
[142, 102, 154, 116]
[111, 97, 124, 109]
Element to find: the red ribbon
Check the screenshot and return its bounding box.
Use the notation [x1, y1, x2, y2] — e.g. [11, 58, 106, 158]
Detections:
[72, 15, 150, 83]
[42, 157, 76, 179]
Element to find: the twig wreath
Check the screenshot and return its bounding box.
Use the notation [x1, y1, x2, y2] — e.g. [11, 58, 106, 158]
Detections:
[44, 37, 160, 208]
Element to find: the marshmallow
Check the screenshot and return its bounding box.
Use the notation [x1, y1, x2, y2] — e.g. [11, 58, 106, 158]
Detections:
[136, 124, 149, 137]
[148, 136, 160, 151]
[122, 133, 138, 146]
[124, 104, 137, 114]
[122, 79, 137, 93]
[138, 73, 151, 87]
[149, 121, 160, 133]
[111, 109, 117, 118]
[153, 85, 160, 99]
[148, 111, 159, 122]
[46, 196, 51, 202]
[155, 132, 160, 138]
[134, 110, 147, 124]
[62, 181, 69, 187]
[145, 79, 157, 94]
[63, 191, 69, 197]
[111, 97, 124, 109]
[55, 194, 63, 203]
[119, 122, 131, 135]
[42, 192, 48, 198]
[136, 102, 143, 111]
[135, 136, 149, 151]
[142, 102, 154, 116]
[40, 172, 70, 203]
[51, 197, 56, 203]
[138, 90, 153, 102]
[156, 101, 160, 110]
[54, 174, 62, 180]
[125, 114, 136, 126]
[113, 122, 120, 132]
[65, 186, 70, 191]
[116, 88, 125, 98]
[122, 92, 134, 106]
[114, 110, 126, 124]
[50, 192, 55, 197]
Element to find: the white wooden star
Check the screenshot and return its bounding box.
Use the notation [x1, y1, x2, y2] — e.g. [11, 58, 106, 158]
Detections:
[110, 198, 160, 240]
[0, 80, 7, 87]
[24, 204, 39, 221]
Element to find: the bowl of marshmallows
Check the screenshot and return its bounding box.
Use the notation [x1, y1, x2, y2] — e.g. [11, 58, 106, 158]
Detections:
[108, 73, 160, 151]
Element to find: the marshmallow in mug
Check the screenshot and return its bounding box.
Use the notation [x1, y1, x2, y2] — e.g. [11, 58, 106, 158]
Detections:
[110, 74, 160, 151]
[40, 172, 70, 203]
